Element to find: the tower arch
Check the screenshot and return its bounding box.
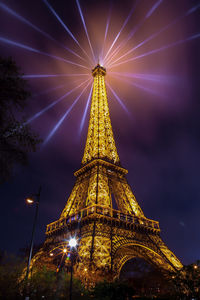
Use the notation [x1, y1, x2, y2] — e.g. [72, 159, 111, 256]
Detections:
[113, 242, 176, 278]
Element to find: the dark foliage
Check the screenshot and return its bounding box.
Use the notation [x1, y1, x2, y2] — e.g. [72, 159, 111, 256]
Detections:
[27, 268, 89, 300]
[170, 260, 200, 299]
[0, 252, 25, 300]
[0, 250, 88, 300]
[0, 251, 200, 300]
[92, 280, 135, 300]
[0, 56, 41, 183]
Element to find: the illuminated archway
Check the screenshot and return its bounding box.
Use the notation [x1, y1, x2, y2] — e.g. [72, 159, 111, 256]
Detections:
[113, 242, 176, 278]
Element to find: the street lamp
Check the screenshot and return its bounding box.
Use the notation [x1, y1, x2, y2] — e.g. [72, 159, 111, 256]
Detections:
[68, 237, 78, 300]
[194, 264, 198, 269]
[69, 238, 77, 248]
[24, 186, 42, 300]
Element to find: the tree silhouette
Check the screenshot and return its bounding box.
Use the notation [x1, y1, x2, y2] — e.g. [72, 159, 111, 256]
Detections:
[0, 56, 41, 183]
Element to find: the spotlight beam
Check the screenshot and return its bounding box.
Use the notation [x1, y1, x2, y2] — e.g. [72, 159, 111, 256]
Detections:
[76, 0, 95, 62]
[110, 33, 200, 68]
[105, 22, 142, 65]
[111, 74, 166, 98]
[145, 0, 163, 19]
[32, 84, 66, 98]
[0, 2, 85, 62]
[186, 3, 200, 15]
[105, 23, 140, 65]
[105, 0, 163, 65]
[108, 19, 180, 65]
[100, 5, 112, 62]
[22, 73, 89, 79]
[0, 37, 89, 70]
[110, 71, 176, 84]
[108, 3, 200, 66]
[26, 78, 90, 124]
[43, 0, 79, 44]
[79, 84, 93, 134]
[106, 82, 130, 115]
[43, 80, 92, 145]
[42, 0, 93, 65]
[103, 2, 137, 61]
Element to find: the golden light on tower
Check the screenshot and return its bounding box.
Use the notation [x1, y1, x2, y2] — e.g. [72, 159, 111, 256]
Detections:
[82, 64, 119, 165]
[31, 63, 183, 284]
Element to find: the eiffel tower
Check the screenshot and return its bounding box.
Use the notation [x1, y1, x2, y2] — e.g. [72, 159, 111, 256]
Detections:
[42, 64, 182, 282]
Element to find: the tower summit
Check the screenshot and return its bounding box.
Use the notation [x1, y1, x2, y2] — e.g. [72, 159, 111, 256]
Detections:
[82, 64, 119, 165]
[35, 63, 183, 284]
[92, 64, 106, 76]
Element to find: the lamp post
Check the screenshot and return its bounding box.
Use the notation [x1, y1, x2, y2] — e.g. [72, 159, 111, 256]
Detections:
[24, 186, 42, 300]
[68, 237, 78, 300]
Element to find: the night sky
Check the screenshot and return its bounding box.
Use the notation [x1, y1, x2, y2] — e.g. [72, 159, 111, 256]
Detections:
[0, 0, 200, 266]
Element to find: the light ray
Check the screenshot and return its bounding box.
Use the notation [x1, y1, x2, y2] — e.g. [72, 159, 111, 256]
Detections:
[108, 19, 179, 65]
[79, 84, 93, 134]
[110, 71, 177, 84]
[108, 3, 200, 66]
[32, 84, 66, 98]
[104, 42, 122, 66]
[105, 0, 162, 65]
[43, 0, 79, 44]
[43, 80, 92, 145]
[145, 0, 162, 19]
[42, 0, 93, 65]
[104, 41, 125, 66]
[0, 2, 85, 62]
[105, 19, 143, 65]
[76, 0, 95, 62]
[26, 78, 90, 124]
[0, 36, 89, 69]
[186, 3, 200, 15]
[106, 83, 130, 115]
[22, 73, 89, 79]
[111, 74, 166, 98]
[100, 6, 112, 62]
[110, 33, 200, 68]
[105, 24, 140, 65]
[103, 3, 137, 62]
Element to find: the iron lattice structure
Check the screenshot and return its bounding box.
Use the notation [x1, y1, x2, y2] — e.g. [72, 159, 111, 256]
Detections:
[42, 64, 182, 282]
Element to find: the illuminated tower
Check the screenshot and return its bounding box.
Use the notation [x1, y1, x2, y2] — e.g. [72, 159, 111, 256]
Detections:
[44, 64, 182, 282]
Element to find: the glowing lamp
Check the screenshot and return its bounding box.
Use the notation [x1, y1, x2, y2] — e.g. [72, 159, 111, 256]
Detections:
[68, 237, 77, 248]
[63, 248, 67, 253]
[26, 198, 34, 204]
[194, 265, 198, 269]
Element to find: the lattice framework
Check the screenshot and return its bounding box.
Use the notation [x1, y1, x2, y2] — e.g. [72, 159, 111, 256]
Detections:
[37, 64, 183, 283]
